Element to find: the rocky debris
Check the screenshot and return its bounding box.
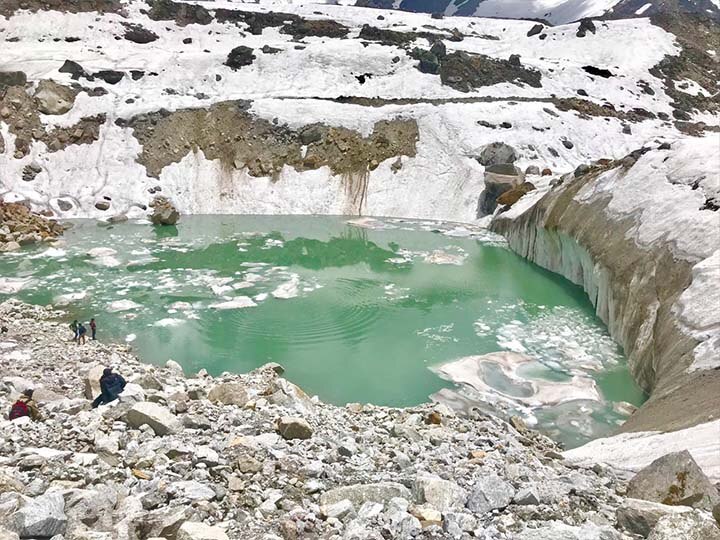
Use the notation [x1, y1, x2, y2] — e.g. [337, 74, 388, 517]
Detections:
[440, 52, 542, 92]
[280, 18, 349, 39]
[496, 181, 537, 208]
[225, 46, 256, 70]
[149, 197, 180, 226]
[147, 0, 212, 26]
[411, 48, 441, 75]
[0, 0, 121, 18]
[477, 164, 524, 216]
[21, 164, 42, 182]
[0, 300, 687, 539]
[359, 24, 421, 46]
[576, 19, 597, 38]
[275, 416, 312, 440]
[125, 102, 418, 180]
[0, 72, 27, 90]
[476, 142, 517, 166]
[627, 450, 720, 511]
[616, 498, 693, 537]
[647, 511, 720, 539]
[123, 23, 159, 44]
[0, 202, 63, 250]
[208, 382, 248, 406]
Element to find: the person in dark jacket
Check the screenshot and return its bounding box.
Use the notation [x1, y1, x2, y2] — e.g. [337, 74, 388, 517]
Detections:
[91, 368, 127, 408]
[90, 318, 97, 340]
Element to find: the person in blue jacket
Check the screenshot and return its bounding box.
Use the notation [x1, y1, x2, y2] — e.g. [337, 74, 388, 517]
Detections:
[91, 367, 127, 408]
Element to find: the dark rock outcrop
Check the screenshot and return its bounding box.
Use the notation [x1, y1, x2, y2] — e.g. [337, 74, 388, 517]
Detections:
[225, 46, 256, 70]
[149, 197, 180, 226]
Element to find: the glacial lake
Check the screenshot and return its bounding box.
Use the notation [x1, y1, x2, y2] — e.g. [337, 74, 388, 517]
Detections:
[0, 215, 645, 448]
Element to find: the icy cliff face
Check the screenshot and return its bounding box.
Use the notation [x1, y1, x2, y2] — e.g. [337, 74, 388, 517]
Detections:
[0, 0, 716, 222]
[491, 136, 720, 437]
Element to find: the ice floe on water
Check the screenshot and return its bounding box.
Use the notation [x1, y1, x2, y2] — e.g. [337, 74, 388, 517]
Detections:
[29, 247, 66, 259]
[346, 217, 395, 230]
[210, 297, 257, 310]
[107, 299, 142, 312]
[153, 318, 185, 327]
[417, 324, 459, 348]
[424, 248, 468, 266]
[0, 277, 33, 294]
[272, 275, 301, 299]
[55, 291, 87, 306]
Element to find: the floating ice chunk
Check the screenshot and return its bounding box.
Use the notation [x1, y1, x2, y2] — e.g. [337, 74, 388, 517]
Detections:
[108, 299, 142, 312]
[244, 273, 265, 282]
[0, 277, 33, 294]
[424, 249, 467, 266]
[347, 217, 392, 229]
[125, 334, 137, 342]
[87, 247, 117, 258]
[153, 318, 185, 327]
[232, 281, 253, 289]
[263, 239, 284, 248]
[272, 276, 300, 299]
[211, 284, 233, 296]
[55, 291, 87, 305]
[443, 227, 472, 238]
[169, 301, 193, 311]
[210, 297, 257, 309]
[254, 293, 269, 302]
[30, 247, 66, 259]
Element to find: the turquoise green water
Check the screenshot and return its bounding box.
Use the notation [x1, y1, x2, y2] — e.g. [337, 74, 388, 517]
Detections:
[0, 215, 645, 447]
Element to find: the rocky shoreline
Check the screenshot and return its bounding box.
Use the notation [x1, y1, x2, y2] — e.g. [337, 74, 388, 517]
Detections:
[0, 299, 718, 540]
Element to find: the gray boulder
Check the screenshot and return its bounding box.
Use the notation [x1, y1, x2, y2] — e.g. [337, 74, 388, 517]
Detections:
[477, 164, 524, 216]
[207, 382, 248, 407]
[616, 498, 693, 537]
[34, 80, 76, 115]
[627, 450, 720, 511]
[276, 416, 312, 440]
[124, 402, 182, 435]
[0, 72, 27, 89]
[476, 142, 518, 167]
[0, 527, 19, 540]
[412, 474, 467, 512]
[12, 493, 67, 538]
[514, 521, 622, 539]
[176, 522, 229, 540]
[466, 473, 515, 514]
[320, 483, 411, 508]
[647, 512, 720, 540]
[150, 197, 180, 226]
[525, 165, 541, 175]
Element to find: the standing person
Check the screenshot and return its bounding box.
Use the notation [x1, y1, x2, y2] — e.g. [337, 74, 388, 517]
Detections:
[70, 319, 79, 342]
[91, 368, 127, 408]
[9, 389, 42, 421]
[77, 322, 87, 345]
[90, 318, 97, 340]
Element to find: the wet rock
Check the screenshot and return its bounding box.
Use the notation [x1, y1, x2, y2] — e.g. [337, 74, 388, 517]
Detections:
[124, 402, 182, 435]
[34, 80, 76, 115]
[477, 164, 524, 216]
[176, 521, 229, 540]
[149, 197, 180, 225]
[207, 382, 248, 406]
[476, 142, 518, 166]
[59, 60, 89, 80]
[94, 201, 110, 211]
[627, 450, 720, 511]
[320, 483, 411, 508]
[276, 416, 312, 440]
[466, 473, 515, 514]
[561, 139, 574, 149]
[94, 70, 124, 84]
[647, 512, 720, 540]
[123, 24, 159, 44]
[413, 475, 467, 512]
[616, 498, 693, 537]
[527, 24, 544, 37]
[497, 181, 537, 207]
[12, 493, 67, 538]
[225, 46, 256, 70]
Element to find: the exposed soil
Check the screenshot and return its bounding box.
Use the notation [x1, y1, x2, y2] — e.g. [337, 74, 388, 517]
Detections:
[0, 84, 105, 159]
[0, 0, 122, 18]
[123, 101, 419, 180]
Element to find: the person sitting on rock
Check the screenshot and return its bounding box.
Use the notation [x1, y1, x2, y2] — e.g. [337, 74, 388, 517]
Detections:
[9, 389, 42, 421]
[77, 322, 87, 345]
[91, 368, 127, 408]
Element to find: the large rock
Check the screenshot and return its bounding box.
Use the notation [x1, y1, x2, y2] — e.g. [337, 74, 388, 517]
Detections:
[0, 72, 26, 89]
[225, 46, 256, 70]
[83, 365, 105, 399]
[627, 450, 720, 511]
[412, 475, 467, 512]
[0, 472, 23, 495]
[320, 483, 411, 508]
[647, 512, 720, 540]
[176, 522, 229, 540]
[477, 164, 524, 216]
[124, 402, 182, 435]
[466, 473, 516, 514]
[514, 521, 622, 540]
[616, 498, 693, 537]
[207, 382, 248, 406]
[149, 197, 180, 226]
[12, 493, 67, 538]
[276, 416, 313, 440]
[476, 142, 518, 167]
[265, 378, 315, 415]
[34, 80, 76, 115]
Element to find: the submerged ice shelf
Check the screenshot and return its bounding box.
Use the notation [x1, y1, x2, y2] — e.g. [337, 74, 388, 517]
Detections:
[0, 215, 645, 448]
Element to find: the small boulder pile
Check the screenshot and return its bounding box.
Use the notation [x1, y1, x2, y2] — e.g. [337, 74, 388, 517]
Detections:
[149, 196, 180, 225]
[0, 202, 63, 252]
